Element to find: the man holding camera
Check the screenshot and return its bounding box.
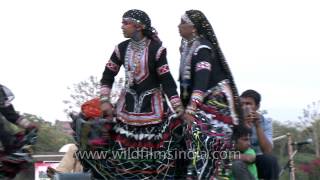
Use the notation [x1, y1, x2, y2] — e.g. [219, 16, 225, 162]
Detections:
[238, 89, 279, 180]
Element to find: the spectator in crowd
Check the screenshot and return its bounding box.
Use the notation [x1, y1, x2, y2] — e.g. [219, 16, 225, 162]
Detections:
[240, 89, 279, 180]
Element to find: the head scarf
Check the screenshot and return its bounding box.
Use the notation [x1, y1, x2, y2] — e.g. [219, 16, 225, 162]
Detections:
[185, 10, 243, 122]
[0, 84, 14, 107]
[123, 9, 151, 31]
[185, 10, 217, 45]
[122, 9, 161, 43]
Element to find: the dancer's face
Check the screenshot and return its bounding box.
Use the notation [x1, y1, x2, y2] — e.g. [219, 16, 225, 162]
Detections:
[121, 20, 141, 38]
[178, 19, 195, 40]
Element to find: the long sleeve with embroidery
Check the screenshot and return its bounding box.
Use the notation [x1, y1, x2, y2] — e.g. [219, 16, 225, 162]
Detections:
[191, 48, 213, 93]
[100, 46, 122, 99]
[0, 105, 21, 124]
[185, 48, 213, 112]
[155, 48, 183, 113]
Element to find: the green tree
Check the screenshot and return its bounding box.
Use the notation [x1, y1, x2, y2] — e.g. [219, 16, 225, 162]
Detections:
[297, 101, 320, 157]
[272, 120, 315, 180]
[22, 113, 74, 152]
[1, 113, 74, 152]
[273, 120, 300, 156]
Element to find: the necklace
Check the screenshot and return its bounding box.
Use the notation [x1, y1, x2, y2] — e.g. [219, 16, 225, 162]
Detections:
[180, 36, 200, 98]
[125, 38, 148, 88]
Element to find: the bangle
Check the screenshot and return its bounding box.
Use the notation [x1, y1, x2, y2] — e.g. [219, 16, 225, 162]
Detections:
[190, 90, 204, 107]
[100, 96, 110, 103]
[100, 85, 111, 96]
[169, 95, 184, 114]
[185, 106, 196, 115]
[175, 106, 184, 116]
[17, 117, 31, 128]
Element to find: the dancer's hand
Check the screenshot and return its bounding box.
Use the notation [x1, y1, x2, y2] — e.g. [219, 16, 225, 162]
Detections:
[16, 118, 39, 130]
[101, 125, 112, 140]
[100, 102, 113, 119]
[182, 113, 196, 125]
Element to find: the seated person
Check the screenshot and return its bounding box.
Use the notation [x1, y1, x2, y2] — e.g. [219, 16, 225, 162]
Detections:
[231, 125, 258, 180]
[47, 97, 109, 178]
[47, 144, 83, 178]
[240, 89, 279, 180]
[0, 83, 38, 154]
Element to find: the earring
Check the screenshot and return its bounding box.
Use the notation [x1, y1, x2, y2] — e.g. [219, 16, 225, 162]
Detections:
[192, 30, 197, 38]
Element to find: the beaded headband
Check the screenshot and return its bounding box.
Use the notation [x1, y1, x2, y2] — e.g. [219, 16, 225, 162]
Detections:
[181, 13, 194, 25]
[123, 17, 146, 29]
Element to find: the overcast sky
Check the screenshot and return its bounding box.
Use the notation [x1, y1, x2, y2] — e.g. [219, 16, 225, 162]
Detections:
[1, 0, 319, 123]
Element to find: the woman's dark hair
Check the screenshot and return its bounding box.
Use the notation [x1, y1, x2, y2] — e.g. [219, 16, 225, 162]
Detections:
[142, 28, 162, 44]
[186, 10, 243, 123]
[123, 9, 161, 44]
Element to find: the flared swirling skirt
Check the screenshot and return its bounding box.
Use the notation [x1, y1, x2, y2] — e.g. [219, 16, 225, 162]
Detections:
[186, 79, 238, 180]
[79, 115, 183, 180]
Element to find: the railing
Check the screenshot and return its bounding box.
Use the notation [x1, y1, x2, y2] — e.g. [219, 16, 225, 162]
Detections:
[273, 133, 296, 180]
[273, 133, 312, 180]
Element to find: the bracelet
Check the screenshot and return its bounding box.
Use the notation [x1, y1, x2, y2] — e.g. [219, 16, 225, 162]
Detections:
[17, 117, 31, 127]
[190, 90, 204, 107]
[169, 95, 184, 114]
[185, 106, 196, 115]
[175, 106, 184, 116]
[100, 96, 110, 103]
[100, 85, 111, 97]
